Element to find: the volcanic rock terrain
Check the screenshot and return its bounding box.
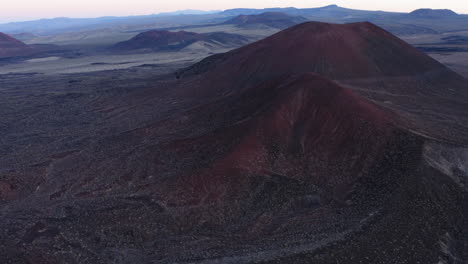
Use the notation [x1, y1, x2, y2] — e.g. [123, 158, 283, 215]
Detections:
[113, 30, 250, 52]
[0, 21, 467, 263]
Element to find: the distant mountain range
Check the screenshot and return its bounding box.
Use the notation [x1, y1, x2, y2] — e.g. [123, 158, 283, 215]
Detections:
[409, 8, 458, 17]
[155, 9, 221, 16]
[0, 5, 467, 37]
[0, 10, 221, 35]
[223, 12, 308, 29]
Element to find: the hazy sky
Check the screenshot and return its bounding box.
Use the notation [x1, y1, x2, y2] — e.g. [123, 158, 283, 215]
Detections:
[1, 0, 467, 23]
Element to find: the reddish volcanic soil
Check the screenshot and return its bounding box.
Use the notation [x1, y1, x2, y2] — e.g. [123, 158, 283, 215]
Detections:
[158, 73, 394, 209]
[180, 22, 446, 84]
[177, 21, 468, 143]
[0, 22, 467, 263]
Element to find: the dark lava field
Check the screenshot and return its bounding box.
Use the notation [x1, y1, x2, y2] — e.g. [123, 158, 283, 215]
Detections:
[0, 21, 467, 264]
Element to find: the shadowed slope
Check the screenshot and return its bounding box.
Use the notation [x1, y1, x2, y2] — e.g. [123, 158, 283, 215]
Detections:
[179, 21, 445, 82]
[0, 32, 34, 57]
[157, 73, 396, 210]
[113, 30, 249, 51]
[176, 21, 468, 143]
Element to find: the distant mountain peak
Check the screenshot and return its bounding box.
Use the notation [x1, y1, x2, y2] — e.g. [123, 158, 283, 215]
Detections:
[410, 8, 458, 17]
[223, 12, 308, 29]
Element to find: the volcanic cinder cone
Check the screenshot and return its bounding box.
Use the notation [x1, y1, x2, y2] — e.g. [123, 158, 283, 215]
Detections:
[0, 32, 35, 57]
[1, 22, 466, 264]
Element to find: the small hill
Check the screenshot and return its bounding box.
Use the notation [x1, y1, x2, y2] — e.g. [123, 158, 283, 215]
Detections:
[113, 30, 249, 51]
[409, 8, 458, 17]
[223, 12, 308, 29]
[178, 21, 444, 83]
[0, 32, 34, 57]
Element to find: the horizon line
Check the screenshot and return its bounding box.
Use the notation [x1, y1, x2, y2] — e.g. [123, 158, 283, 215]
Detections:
[0, 4, 465, 25]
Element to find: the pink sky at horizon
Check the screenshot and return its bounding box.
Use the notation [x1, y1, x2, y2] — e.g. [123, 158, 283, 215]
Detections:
[1, 0, 467, 23]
